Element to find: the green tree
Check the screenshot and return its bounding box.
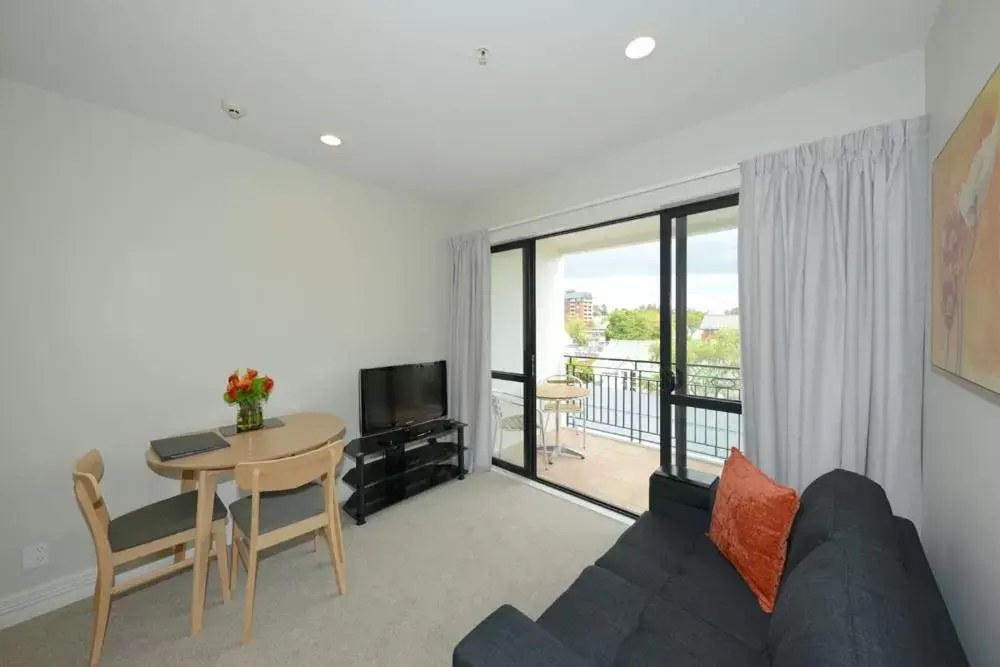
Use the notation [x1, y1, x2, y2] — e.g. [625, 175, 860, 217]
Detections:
[688, 329, 741, 366]
[566, 357, 595, 383]
[565, 316, 589, 346]
[668, 309, 706, 336]
[649, 327, 740, 366]
[686, 310, 705, 334]
[606, 308, 660, 340]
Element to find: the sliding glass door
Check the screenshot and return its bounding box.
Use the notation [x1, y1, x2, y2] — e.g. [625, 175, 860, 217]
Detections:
[663, 196, 742, 479]
[489, 241, 536, 475]
[489, 194, 741, 516]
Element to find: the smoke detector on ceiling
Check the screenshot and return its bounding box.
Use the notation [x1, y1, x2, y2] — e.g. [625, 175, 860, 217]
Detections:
[220, 99, 245, 119]
[477, 47, 489, 66]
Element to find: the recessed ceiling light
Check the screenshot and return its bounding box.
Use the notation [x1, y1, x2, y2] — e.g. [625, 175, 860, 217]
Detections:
[319, 134, 342, 147]
[625, 36, 656, 60]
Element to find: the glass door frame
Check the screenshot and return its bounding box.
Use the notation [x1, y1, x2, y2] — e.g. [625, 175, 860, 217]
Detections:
[490, 239, 538, 479]
[490, 192, 740, 515]
[658, 193, 741, 476]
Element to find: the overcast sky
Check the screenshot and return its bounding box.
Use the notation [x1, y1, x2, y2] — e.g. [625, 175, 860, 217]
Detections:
[563, 229, 738, 313]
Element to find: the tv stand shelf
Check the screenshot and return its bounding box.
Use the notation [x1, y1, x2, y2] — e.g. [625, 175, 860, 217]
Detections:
[342, 419, 467, 525]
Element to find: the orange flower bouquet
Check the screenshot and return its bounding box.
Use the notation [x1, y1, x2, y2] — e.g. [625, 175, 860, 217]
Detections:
[223, 369, 275, 432]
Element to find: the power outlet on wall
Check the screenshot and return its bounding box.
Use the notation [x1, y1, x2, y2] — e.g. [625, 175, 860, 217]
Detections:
[22, 542, 49, 570]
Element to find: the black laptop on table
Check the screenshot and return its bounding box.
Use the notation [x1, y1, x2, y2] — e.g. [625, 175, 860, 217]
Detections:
[150, 431, 229, 462]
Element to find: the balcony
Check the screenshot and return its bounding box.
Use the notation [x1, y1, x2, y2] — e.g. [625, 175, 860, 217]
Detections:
[535, 428, 723, 515]
[562, 355, 742, 463]
[491, 206, 741, 515]
[491, 356, 741, 514]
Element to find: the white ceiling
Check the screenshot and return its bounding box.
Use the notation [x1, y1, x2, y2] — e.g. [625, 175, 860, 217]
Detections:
[0, 1, 939, 203]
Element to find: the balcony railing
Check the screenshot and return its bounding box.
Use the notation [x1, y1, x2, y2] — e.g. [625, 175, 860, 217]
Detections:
[561, 355, 742, 462]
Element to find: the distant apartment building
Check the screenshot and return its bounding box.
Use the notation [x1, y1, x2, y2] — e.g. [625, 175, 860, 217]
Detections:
[564, 290, 594, 323]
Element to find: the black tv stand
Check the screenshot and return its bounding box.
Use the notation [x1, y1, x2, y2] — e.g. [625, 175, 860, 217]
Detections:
[342, 419, 467, 525]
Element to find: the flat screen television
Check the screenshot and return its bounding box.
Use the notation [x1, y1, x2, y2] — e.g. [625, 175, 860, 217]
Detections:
[359, 361, 447, 435]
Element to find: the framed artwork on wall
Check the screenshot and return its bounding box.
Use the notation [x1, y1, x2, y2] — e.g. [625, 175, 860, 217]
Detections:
[932, 63, 1000, 395]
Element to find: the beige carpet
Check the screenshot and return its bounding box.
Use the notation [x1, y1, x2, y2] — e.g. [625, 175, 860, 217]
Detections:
[0, 472, 627, 666]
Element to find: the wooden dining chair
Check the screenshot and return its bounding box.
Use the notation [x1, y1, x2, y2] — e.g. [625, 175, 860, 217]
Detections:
[228, 439, 347, 644]
[72, 449, 230, 667]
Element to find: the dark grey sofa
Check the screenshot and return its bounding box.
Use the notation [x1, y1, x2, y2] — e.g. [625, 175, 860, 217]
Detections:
[454, 469, 968, 667]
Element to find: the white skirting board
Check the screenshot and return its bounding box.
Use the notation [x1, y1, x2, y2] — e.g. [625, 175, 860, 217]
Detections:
[0, 541, 228, 632]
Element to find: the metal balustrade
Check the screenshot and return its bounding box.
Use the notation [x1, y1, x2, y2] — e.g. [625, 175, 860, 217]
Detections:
[561, 356, 742, 461]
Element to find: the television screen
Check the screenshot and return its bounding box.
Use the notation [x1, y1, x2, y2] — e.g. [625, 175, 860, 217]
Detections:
[359, 361, 447, 435]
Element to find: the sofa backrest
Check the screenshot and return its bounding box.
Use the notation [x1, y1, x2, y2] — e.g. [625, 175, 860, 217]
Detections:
[767, 469, 968, 667]
[783, 469, 897, 574]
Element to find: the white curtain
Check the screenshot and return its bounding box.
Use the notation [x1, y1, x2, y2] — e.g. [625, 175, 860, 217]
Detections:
[739, 116, 928, 523]
[448, 231, 492, 473]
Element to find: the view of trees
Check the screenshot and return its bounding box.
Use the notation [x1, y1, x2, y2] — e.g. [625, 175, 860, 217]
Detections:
[565, 316, 589, 346]
[563, 304, 741, 384]
[649, 329, 740, 367]
[599, 306, 740, 367]
[605, 306, 660, 340]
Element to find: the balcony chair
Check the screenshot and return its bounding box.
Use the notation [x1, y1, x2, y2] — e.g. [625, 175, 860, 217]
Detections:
[541, 374, 588, 452]
[491, 391, 550, 467]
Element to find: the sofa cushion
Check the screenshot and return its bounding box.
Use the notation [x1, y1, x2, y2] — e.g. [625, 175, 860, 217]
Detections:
[769, 532, 930, 667]
[597, 513, 769, 653]
[785, 469, 897, 574]
[613, 595, 768, 667]
[655, 538, 770, 651]
[537, 566, 649, 667]
[596, 512, 702, 592]
[708, 449, 799, 612]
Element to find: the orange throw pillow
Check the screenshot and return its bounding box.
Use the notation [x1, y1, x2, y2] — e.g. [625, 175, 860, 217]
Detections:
[708, 448, 799, 613]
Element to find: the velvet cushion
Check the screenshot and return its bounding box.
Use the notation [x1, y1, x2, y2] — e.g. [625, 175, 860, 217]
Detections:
[708, 448, 799, 612]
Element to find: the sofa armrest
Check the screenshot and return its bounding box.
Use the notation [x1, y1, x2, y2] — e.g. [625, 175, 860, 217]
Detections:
[454, 605, 588, 667]
[648, 468, 717, 521]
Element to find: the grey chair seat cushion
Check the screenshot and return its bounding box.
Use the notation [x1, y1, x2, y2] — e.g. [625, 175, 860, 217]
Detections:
[229, 481, 327, 535]
[108, 490, 226, 552]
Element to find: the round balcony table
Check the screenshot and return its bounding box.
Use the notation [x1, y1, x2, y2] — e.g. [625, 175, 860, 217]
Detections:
[145, 411, 346, 636]
[536, 382, 589, 461]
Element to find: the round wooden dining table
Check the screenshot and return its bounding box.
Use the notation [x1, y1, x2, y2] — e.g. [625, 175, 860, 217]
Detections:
[146, 411, 346, 636]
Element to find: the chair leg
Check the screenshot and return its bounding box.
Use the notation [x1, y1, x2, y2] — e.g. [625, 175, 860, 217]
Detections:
[332, 505, 347, 566]
[324, 520, 347, 595]
[89, 571, 112, 667]
[312, 530, 319, 553]
[241, 546, 259, 644]
[229, 528, 240, 593]
[212, 522, 230, 603]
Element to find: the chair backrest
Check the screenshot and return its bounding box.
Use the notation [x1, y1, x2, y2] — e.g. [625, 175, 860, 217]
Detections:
[233, 439, 345, 493]
[491, 391, 524, 420]
[73, 449, 112, 558]
[546, 374, 583, 386]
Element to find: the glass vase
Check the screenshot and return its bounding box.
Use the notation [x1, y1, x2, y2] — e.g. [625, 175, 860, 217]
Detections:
[236, 401, 263, 433]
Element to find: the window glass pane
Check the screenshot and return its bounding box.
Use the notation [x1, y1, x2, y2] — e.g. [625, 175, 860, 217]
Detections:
[534, 216, 660, 514]
[490, 250, 524, 374]
[491, 379, 526, 467]
[680, 205, 741, 468]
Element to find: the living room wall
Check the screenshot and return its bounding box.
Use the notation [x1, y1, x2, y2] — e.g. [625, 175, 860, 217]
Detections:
[0, 78, 456, 619]
[923, 1, 1000, 664]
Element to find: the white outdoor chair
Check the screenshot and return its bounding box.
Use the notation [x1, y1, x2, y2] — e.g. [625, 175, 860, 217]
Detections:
[491, 391, 550, 467]
[541, 374, 588, 450]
